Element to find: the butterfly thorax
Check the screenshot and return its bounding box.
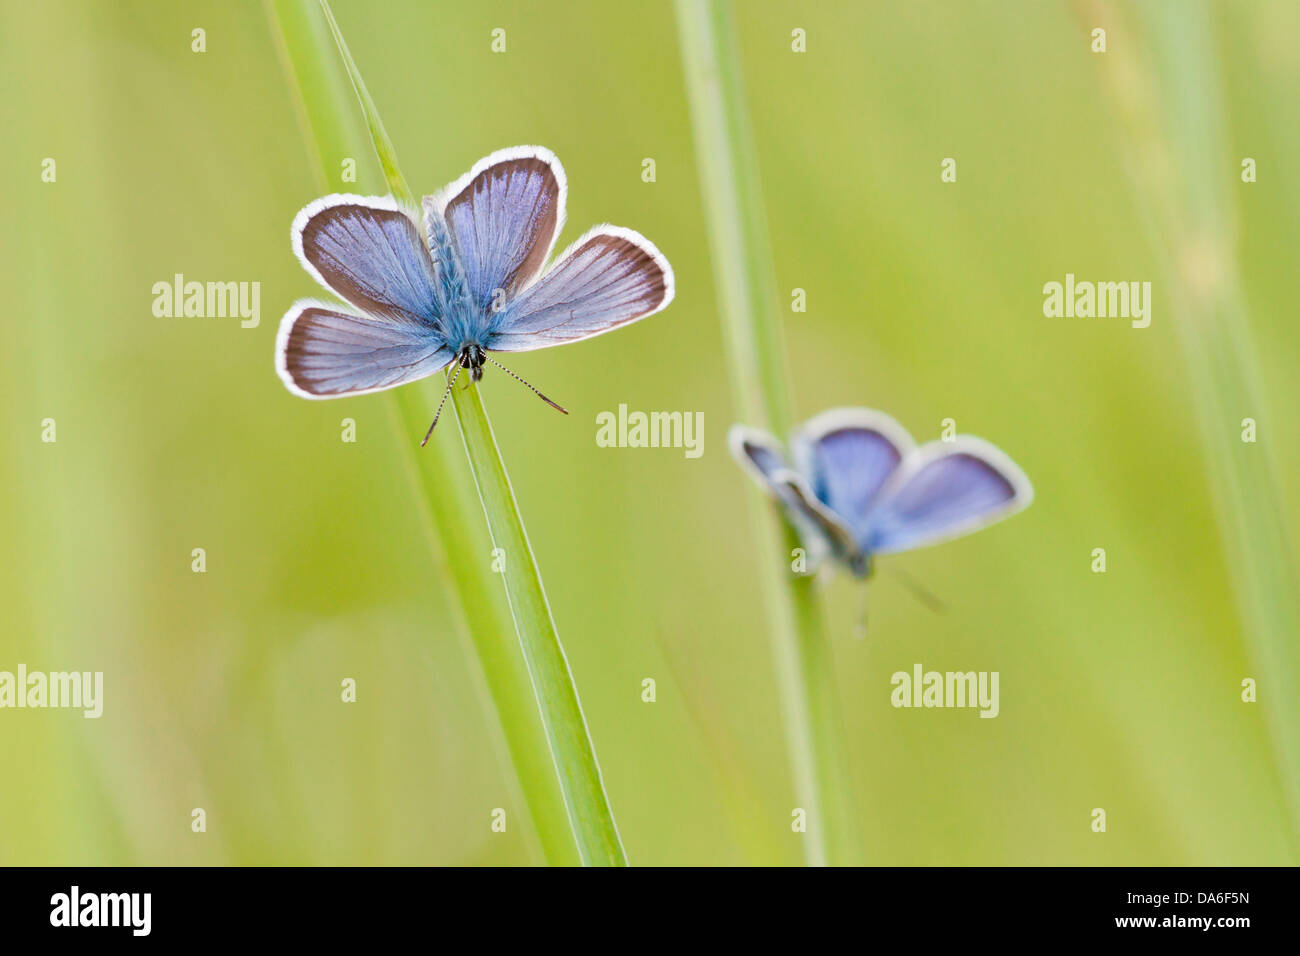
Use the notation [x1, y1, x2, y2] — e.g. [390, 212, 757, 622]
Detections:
[425, 205, 491, 361]
[848, 551, 873, 579]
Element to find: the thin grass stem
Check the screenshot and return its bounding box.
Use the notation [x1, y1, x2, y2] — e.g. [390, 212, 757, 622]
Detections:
[675, 0, 862, 866]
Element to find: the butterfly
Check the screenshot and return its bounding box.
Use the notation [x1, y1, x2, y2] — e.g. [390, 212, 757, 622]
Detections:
[276, 146, 675, 443]
[729, 408, 1033, 580]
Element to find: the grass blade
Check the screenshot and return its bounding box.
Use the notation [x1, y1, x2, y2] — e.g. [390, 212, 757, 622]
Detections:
[1084, 0, 1300, 857]
[314, 0, 413, 205]
[267, 0, 615, 866]
[675, 0, 862, 865]
[451, 382, 628, 866]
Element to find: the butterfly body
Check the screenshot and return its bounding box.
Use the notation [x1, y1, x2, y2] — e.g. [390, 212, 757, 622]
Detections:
[730, 408, 1033, 579]
[422, 202, 487, 360]
[846, 552, 873, 580]
[277, 146, 674, 410]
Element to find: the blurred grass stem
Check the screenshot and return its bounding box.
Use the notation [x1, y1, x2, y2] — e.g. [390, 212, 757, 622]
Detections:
[1084, 0, 1300, 856]
[675, 0, 862, 866]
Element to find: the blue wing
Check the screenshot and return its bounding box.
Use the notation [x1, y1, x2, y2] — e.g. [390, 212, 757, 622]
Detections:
[436, 146, 566, 314]
[864, 437, 1034, 554]
[488, 226, 674, 351]
[769, 469, 865, 573]
[292, 194, 442, 331]
[276, 300, 452, 399]
[729, 423, 789, 481]
[791, 408, 914, 546]
[728, 425, 861, 572]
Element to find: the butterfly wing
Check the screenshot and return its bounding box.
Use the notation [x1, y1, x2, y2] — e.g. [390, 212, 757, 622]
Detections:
[435, 146, 566, 314]
[292, 194, 443, 330]
[863, 437, 1033, 554]
[487, 226, 674, 352]
[769, 469, 864, 572]
[729, 424, 790, 483]
[282, 195, 451, 398]
[728, 425, 861, 572]
[276, 300, 452, 399]
[790, 408, 915, 547]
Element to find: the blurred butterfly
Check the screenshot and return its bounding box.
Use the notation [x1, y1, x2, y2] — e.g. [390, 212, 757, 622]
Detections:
[276, 146, 675, 444]
[729, 408, 1033, 582]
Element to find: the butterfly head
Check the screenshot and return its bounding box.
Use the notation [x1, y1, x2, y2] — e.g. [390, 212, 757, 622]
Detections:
[847, 551, 873, 579]
[457, 343, 488, 382]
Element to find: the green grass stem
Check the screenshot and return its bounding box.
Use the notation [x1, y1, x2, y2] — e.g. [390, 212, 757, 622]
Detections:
[1084, 0, 1300, 858]
[268, 0, 625, 866]
[675, 0, 861, 866]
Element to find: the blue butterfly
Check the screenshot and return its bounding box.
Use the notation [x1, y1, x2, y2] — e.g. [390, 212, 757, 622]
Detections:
[729, 408, 1033, 579]
[276, 146, 675, 443]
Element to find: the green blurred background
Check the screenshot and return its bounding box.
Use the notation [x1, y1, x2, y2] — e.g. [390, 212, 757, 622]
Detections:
[3, 0, 1297, 865]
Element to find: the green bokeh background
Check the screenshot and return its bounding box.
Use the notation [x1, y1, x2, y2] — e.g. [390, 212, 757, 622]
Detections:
[3, 0, 1297, 865]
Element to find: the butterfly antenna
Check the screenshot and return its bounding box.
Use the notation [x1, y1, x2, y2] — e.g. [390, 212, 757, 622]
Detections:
[485, 356, 569, 415]
[421, 359, 465, 447]
[884, 565, 948, 614]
